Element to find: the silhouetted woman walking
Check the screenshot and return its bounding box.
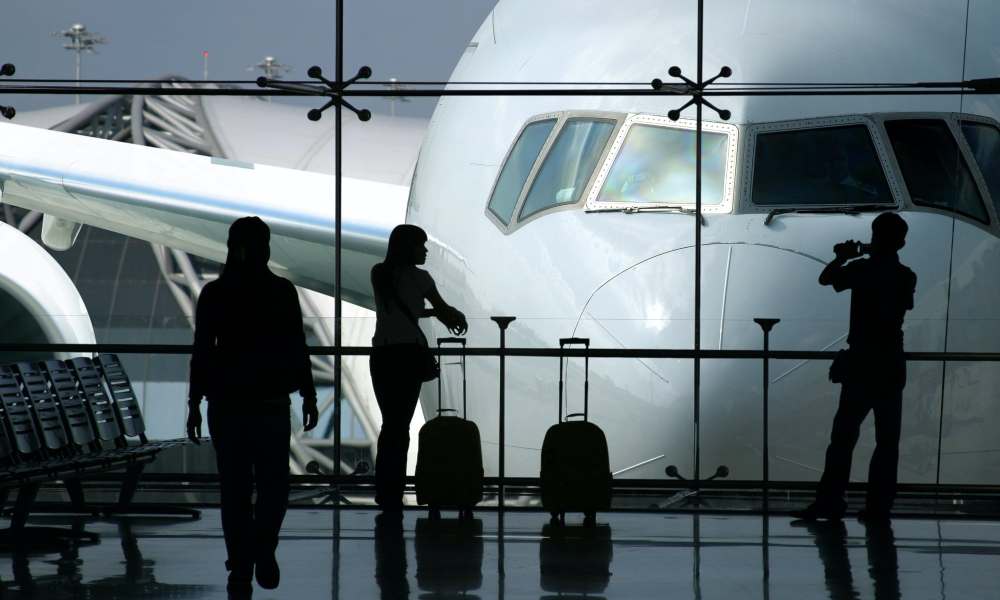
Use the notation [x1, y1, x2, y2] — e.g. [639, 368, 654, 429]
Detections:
[187, 216, 318, 597]
[370, 224, 467, 512]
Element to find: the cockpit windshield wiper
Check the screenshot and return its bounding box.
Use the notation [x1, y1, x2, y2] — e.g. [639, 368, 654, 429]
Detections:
[764, 204, 894, 226]
[588, 204, 705, 225]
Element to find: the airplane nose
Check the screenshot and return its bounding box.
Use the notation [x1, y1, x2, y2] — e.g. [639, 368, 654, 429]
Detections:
[576, 242, 842, 350]
[570, 242, 848, 481]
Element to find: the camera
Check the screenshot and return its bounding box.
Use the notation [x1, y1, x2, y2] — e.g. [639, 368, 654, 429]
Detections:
[834, 240, 871, 259]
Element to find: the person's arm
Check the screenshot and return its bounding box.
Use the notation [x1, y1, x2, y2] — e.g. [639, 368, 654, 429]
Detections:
[904, 268, 916, 311]
[424, 277, 468, 335]
[818, 257, 849, 287]
[289, 281, 319, 431]
[187, 284, 215, 443]
[819, 240, 861, 290]
[188, 284, 216, 403]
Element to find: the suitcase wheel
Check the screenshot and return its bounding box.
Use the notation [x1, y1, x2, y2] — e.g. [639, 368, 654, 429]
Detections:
[459, 508, 474, 521]
[429, 507, 442, 521]
[584, 512, 597, 528]
[549, 512, 565, 526]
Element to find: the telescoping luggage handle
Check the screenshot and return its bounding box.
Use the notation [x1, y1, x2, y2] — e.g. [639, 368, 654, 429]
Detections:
[436, 337, 468, 418]
[558, 337, 590, 423]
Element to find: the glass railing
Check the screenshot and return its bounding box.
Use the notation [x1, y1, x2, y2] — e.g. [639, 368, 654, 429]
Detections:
[4, 327, 999, 496]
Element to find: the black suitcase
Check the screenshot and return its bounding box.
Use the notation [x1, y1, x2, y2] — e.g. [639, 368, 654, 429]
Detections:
[540, 337, 612, 526]
[415, 337, 484, 519]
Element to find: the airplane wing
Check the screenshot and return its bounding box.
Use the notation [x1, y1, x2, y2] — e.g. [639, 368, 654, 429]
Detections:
[0, 121, 406, 309]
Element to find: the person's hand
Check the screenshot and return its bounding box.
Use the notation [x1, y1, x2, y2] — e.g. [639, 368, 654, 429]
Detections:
[442, 307, 468, 336]
[833, 240, 861, 261]
[302, 397, 319, 432]
[186, 402, 202, 444]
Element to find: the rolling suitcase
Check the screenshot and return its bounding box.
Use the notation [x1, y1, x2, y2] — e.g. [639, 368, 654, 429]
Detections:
[415, 337, 484, 519]
[540, 337, 612, 526]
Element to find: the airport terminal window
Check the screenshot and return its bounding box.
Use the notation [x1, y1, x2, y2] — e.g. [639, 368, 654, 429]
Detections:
[751, 125, 893, 206]
[488, 119, 556, 225]
[595, 124, 729, 206]
[518, 118, 616, 219]
[961, 121, 1000, 216]
[885, 119, 988, 223]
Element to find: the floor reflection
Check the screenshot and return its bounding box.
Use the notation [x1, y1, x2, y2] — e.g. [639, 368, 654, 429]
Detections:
[1, 518, 215, 599]
[415, 517, 483, 599]
[539, 523, 612, 600]
[799, 520, 900, 600]
[7, 519, 98, 593]
[374, 512, 410, 600]
[5, 508, 1000, 599]
[373, 513, 485, 600]
[864, 522, 901, 600]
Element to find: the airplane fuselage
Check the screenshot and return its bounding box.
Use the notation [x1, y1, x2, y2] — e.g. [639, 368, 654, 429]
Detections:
[406, 0, 1000, 483]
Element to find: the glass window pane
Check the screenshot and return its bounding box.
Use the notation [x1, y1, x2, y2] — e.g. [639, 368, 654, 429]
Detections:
[752, 125, 893, 206]
[596, 124, 729, 206]
[885, 119, 988, 223]
[961, 121, 1000, 216]
[519, 119, 616, 219]
[487, 119, 556, 225]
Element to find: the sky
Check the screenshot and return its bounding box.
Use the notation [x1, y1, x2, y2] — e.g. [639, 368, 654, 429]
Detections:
[0, 1, 497, 116]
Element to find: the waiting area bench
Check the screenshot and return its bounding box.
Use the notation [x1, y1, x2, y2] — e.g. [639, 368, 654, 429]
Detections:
[0, 353, 199, 541]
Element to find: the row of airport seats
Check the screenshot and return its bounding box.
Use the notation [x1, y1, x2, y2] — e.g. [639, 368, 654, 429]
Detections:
[0, 354, 199, 540]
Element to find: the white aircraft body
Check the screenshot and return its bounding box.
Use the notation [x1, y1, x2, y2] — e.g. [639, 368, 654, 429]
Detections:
[1, 0, 999, 485]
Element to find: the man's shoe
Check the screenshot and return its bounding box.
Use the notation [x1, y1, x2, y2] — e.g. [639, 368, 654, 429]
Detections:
[791, 502, 846, 521]
[255, 553, 280, 590]
[226, 560, 253, 599]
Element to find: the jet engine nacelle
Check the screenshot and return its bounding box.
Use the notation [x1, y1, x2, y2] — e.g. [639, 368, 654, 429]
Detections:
[0, 218, 96, 361]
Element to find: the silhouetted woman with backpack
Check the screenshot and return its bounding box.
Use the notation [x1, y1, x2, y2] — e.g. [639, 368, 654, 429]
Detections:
[370, 224, 467, 513]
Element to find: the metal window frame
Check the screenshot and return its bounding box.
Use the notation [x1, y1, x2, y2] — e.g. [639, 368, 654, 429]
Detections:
[485, 111, 626, 234]
[874, 113, 993, 229]
[742, 114, 902, 214]
[584, 113, 740, 214]
[953, 113, 1000, 228]
[484, 112, 561, 231]
[515, 113, 621, 223]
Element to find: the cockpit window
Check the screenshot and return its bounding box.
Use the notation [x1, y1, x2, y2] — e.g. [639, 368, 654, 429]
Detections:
[752, 125, 893, 206]
[518, 118, 615, 220]
[487, 119, 556, 225]
[961, 121, 1000, 216]
[596, 124, 729, 206]
[885, 119, 988, 223]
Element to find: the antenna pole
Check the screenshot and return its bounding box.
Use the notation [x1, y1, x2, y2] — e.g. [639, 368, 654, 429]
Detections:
[75, 50, 81, 104]
[250, 57, 292, 103]
[54, 23, 106, 104]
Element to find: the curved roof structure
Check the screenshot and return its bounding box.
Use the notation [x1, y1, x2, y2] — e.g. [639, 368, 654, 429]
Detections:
[36, 83, 427, 184]
[201, 96, 426, 184]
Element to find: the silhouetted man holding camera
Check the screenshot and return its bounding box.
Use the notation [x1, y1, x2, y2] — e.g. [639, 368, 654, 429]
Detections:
[795, 212, 916, 523]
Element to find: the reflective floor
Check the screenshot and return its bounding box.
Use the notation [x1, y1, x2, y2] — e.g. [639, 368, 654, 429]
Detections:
[1, 508, 1000, 599]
